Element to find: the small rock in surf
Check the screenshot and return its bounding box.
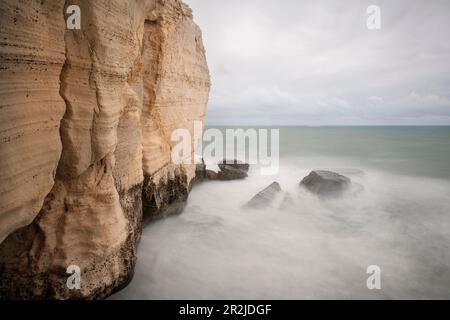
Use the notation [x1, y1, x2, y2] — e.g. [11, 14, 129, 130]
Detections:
[300, 170, 351, 197]
[244, 182, 282, 209]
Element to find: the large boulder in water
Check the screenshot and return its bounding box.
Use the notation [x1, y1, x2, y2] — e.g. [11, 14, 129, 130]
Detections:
[300, 170, 351, 196]
[215, 159, 250, 180]
[218, 159, 249, 173]
[217, 165, 248, 180]
[244, 182, 282, 209]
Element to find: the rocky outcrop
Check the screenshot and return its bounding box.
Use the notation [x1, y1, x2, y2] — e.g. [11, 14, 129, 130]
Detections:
[218, 159, 250, 173]
[217, 166, 248, 180]
[300, 170, 351, 197]
[244, 182, 282, 209]
[205, 169, 219, 180]
[216, 159, 249, 180]
[196, 159, 250, 181]
[192, 158, 207, 185]
[0, 0, 210, 299]
[142, 166, 191, 222]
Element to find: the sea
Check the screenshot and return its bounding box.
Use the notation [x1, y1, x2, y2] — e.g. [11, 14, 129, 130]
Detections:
[113, 126, 450, 299]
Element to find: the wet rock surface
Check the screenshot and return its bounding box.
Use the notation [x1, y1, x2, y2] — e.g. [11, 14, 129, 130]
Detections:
[244, 182, 282, 209]
[206, 170, 218, 180]
[193, 159, 207, 184]
[217, 165, 248, 180]
[300, 170, 351, 197]
[210, 159, 250, 181]
[218, 159, 250, 173]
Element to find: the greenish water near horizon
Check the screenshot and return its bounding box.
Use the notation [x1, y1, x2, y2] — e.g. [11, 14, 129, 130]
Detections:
[209, 125, 450, 180]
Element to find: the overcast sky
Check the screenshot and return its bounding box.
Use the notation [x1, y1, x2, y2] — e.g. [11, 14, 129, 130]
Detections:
[185, 0, 450, 125]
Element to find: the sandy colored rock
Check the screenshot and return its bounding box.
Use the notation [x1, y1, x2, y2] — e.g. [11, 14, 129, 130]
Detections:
[0, 0, 66, 245]
[0, 0, 210, 299]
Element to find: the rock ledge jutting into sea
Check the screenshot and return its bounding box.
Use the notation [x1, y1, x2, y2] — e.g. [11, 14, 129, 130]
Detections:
[216, 159, 249, 180]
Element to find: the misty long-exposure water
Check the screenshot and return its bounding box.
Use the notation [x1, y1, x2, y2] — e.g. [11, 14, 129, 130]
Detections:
[113, 126, 450, 299]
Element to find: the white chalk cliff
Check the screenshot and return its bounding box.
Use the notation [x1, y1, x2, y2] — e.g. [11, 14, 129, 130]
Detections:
[0, 0, 210, 299]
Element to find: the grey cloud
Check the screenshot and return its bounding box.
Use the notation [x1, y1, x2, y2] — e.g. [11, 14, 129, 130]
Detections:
[186, 0, 450, 125]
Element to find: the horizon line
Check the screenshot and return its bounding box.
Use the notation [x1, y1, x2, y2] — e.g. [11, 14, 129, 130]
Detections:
[205, 124, 450, 127]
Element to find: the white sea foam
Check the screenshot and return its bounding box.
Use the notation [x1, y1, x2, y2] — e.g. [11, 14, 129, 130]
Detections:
[113, 155, 450, 299]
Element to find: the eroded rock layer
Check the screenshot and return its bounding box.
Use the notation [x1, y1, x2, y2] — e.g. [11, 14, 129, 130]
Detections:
[0, 0, 210, 299]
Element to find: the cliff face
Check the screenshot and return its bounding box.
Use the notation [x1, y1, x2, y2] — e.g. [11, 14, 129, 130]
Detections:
[0, 0, 210, 299]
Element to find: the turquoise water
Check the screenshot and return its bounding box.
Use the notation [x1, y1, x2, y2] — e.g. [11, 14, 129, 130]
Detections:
[278, 126, 450, 180]
[114, 126, 450, 299]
